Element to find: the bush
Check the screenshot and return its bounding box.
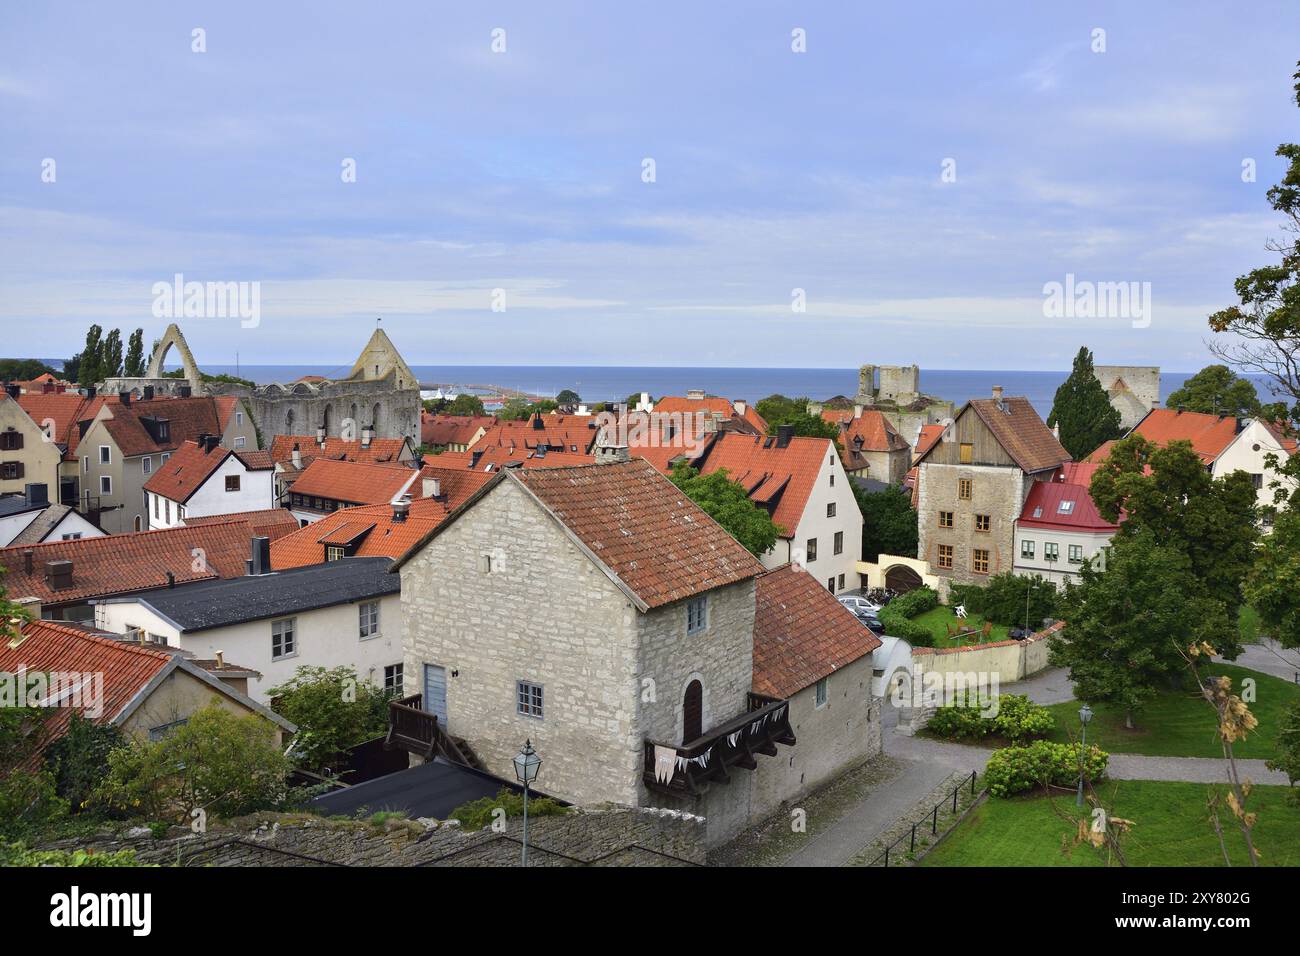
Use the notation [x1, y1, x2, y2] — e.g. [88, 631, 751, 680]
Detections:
[0, 842, 148, 867]
[950, 573, 1060, 628]
[926, 694, 1054, 743]
[985, 740, 1108, 797]
[269, 665, 392, 772]
[888, 586, 939, 619]
[44, 714, 124, 813]
[879, 609, 933, 647]
[926, 703, 991, 740]
[449, 787, 570, 831]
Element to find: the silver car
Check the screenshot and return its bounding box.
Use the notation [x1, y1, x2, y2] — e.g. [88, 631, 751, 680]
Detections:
[838, 595, 882, 615]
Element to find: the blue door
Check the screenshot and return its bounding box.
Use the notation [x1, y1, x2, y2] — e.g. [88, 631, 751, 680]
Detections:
[423, 664, 448, 726]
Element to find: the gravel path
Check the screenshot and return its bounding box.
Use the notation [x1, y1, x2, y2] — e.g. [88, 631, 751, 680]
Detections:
[1219, 638, 1300, 684]
[1108, 754, 1289, 785]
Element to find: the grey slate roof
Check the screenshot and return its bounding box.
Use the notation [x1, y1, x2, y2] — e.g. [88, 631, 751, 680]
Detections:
[8, 504, 82, 545]
[97, 556, 399, 632]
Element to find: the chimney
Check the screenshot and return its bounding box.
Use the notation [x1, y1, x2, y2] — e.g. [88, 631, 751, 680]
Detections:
[531, 413, 544, 430]
[249, 536, 271, 576]
[639, 392, 650, 410]
[703, 415, 717, 434]
[1236, 417, 1249, 434]
[291, 443, 301, 468]
[44, 559, 74, 591]
[205, 434, 220, 453]
[992, 385, 1004, 405]
[42, 382, 55, 394]
[3, 383, 18, 400]
[178, 385, 192, 398]
[1052, 422, 1061, 441]
[733, 400, 746, 416]
[83, 385, 97, 400]
[119, 390, 131, 406]
[316, 426, 326, 445]
[143, 385, 154, 401]
[25, 483, 48, 508]
[776, 424, 795, 448]
[853, 404, 863, 419]
[166, 571, 175, 588]
[392, 497, 410, 522]
[687, 388, 705, 401]
[422, 476, 442, 498]
[361, 424, 374, 448]
[215, 650, 225, 669]
[23, 549, 34, 575]
[577, 404, 589, 416]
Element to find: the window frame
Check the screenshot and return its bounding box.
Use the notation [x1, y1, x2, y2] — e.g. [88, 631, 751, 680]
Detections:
[271, 617, 298, 661]
[937, 543, 954, 569]
[958, 478, 973, 500]
[814, 678, 829, 709]
[358, 600, 380, 640]
[516, 679, 544, 719]
[686, 595, 709, 636]
[972, 548, 990, 574]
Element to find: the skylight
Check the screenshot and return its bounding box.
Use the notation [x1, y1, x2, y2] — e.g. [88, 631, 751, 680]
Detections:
[1058, 500, 1075, 514]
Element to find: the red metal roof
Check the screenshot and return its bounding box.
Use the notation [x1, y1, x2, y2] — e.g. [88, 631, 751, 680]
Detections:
[1017, 478, 1118, 532]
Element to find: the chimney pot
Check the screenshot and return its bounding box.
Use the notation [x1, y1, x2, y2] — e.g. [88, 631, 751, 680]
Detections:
[215, 650, 225, 668]
[992, 385, 1004, 403]
[23, 549, 34, 575]
[776, 424, 795, 448]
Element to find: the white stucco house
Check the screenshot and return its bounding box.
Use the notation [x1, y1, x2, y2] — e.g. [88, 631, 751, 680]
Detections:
[0, 483, 104, 546]
[143, 436, 275, 529]
[93, 553, 404, 704]
[1012, 463, 1117, 588]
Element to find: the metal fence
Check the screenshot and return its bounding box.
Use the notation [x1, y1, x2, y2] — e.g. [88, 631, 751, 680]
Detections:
[867, 770, 979, 867]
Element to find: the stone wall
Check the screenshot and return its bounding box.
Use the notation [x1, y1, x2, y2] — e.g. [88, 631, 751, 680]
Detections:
[909, 621, 1064, 685]
[41, 805, 707, 867]
[916, 462, 1027, 584]
[1095, 365, 1160, 430]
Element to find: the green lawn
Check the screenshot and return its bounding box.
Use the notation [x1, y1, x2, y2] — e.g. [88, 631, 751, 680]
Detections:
[912, 606, 1010, 649]
[922, 779, 1300, 866]
[1043, 663, 1300, 759]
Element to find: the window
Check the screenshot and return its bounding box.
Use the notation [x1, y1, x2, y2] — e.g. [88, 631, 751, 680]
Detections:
[61, 532, 82, 541]
[272, 618, 297, 660]
[1250, 473, 1264, 490]
[972, 549, 990, 574]
[98, 445, 111, 465]
[384, 663, 403, 696]
[958, 478, 973, 500]
[833, 531, 844, 555]
[225, 475, 241, 493]
[142, 456, 152, 476]
[234, 436, 246, 449]
[937, 544, 953, 569]
[975, 514, 990, 532]
[516, 680, 544, 719]
[959, 442, 973, 464]
[0, 431, 22, 451]
[161, 453, 170, 463]
[829, 471, 835, 487]
[826, 502, 836, 518]
[359, 601, 380, 639]
[0, 462, 21, 480]
[153, 495, 160, 519]
[1044, 542, 1059, 561]
[1068, 544, 1083, 564]
[687, 596, 708, 635]
[837, 573, 845, 590]
[164, 499, 170, 523]
[236, 411, 245, 426]
[326, 545, 345, 562]
[149, 719, 188, 742]
[1057, 500, 1075, 515]
[815, 678, 829, 709]
[938, 510, 954, 529]
[806, 537, 818, 562]
[82, 456, 88, 474]
[1021, 539, 1035, 558]
[99, 475, 112, 495]
[827, 577, 835, 591]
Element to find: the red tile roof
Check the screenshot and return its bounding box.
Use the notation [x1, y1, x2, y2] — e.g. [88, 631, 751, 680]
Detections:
[1261, 420, 1299, 457]
[288, 457, 418, 505]
[913, 424, 946, 462]
[269, 434, 410, 467]
[1123, 408, 1239, 464]
[0, 514, 298, 605]
[271, 465, 493, 569]
[821, 409, 909, 453]
[512, 460, 765, 610]
[652, 396, 768, 435]
[0, 619, 173, 746]
[1017, 478, 1118, 533]
[143, 439, 231, 503]
[98, 395, 230, 457]
[473, 414, 599, 454]
[182, 508, 300, 536]
[752, 564, 881, 698]
[14, 391, 104, 460]
[420, 413, 496, 447]
[431, 446, 596, 471]
[684, 432, 835, 537]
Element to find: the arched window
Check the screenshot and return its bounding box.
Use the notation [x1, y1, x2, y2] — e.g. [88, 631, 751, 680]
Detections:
[321, 404, 332, 435]
[371, 403, 382, 434]
[683, 680, 703, 743]
[286, 408, 295, 433]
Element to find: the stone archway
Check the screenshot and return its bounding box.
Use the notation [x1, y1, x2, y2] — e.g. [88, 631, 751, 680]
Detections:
[145, 323, 203, 390]
[885, 564, 924, 594]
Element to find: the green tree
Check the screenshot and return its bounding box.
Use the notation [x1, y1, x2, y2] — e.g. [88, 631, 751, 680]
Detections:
[62, 352, 82, 384]
[0, 359, 58, 381]
[754, 394, 839, 439]
[1245, 508, 1300, 650]
[76, 325, 104, 385]
[1089, 434, 1258, 653]
[555, 388, 581, 405]
[950, 571, 1061, 628]
[268, 666, 391, 772]
[669, 463, 781, 556]
[1268, 699, 1300, 803]
[123, 329, 146, 378]
[497, 398, 558, 420]
[95, 703, 290, 821]
[1046, 347, 1123, 459]
[43, 714, 124, 813]
[423, 393, 486, 416]
[1165, 364, 1262, 417]
[852, 483, 916, 561]
[1050, 533, 1229, 729]
[101, 329, 123, 379]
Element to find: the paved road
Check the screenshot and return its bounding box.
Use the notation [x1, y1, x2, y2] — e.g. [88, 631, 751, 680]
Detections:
[1218, 638, 1300, 684]
[1001, 666, 1077, 705]
[1109, 754, 1289, 785]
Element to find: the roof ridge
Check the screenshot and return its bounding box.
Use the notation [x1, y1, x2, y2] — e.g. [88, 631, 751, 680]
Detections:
[24, 619, 176, 663]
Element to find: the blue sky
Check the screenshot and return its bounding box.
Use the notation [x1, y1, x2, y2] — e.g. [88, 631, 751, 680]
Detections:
[2, 1, 1298, 370]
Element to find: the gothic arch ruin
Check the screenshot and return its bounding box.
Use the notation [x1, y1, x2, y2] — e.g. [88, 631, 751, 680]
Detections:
[145, 323, 204, 390]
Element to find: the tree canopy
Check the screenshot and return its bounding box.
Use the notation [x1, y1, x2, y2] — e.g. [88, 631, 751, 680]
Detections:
[424, 393, 486, 416]
[754, 394, 839, 440]
[0, 358, 58, 382]
[669, 463, 780, 556]
[1165, 364, 1262, 417]
[1046, 346, 1123, 460]
[268, 665, 391, 772]
[852, 482, 916, 562]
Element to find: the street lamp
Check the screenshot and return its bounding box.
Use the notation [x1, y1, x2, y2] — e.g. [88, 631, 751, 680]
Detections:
[1076, 704, 1093, 807]
[513, 739, 542, 866]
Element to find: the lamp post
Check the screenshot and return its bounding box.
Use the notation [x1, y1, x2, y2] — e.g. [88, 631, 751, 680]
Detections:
[1076, 704, 1093, 807]
[513, 739, 542, 866]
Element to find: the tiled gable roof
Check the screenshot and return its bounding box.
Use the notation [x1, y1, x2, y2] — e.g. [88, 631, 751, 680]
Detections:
[431, 445, 596, 472]
[142, 439, 232, 503]
[1261, 420, 1298, 457]
[652, 396, 768, 435]
[14, 391, 104, 459]
[98, 396, 228, 457]
[288, 457, 418, 505]
[473, 414, 599, 454]
[420, 414, 496, 447]
[269, 434, 410, 467]
[965, 397, 1069, 473]
[513, 460, 764, 610]
[182, 508, 300, 537]
[752, 564, 881, 699]
[913, 424, 945, 462]
[821, 409, 909, 453]
[0, 514, 297, 605]
[1129, 408, 1244, 463]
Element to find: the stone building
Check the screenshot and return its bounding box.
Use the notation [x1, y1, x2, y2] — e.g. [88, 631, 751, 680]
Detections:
[913, 386, 1070, 585]
[391, 460, 883, 846]
[101, 323, 422, 447]
[1094, 365, 1160, 430]
[845, 363, 955, 444]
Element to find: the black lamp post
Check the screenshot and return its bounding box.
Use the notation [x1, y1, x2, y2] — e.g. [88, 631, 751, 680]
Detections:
[513, 739, 542, 866]
[1076, 704, 1093, 807]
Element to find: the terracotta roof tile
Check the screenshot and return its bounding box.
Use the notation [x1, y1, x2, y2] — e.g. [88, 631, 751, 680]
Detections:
[473, 414, 599, 454]
[752, 564, 881, 698]
[288, 458, 418, 505]
[420, 414, 496, 447]
[966, 397, 1069, 473]
[913, 424, 946, 461]
[99, 396, 230, 457]
[1128, 408, 1244, 463]
[821, 409, 909, 453]
[653, 396, 768, 435]
[13, 392, 104, 459]
[514, 459, 764, 609]
[269, 434, 410, 466]
[142, 439, 231, 503]
[431, 445, 596, 471]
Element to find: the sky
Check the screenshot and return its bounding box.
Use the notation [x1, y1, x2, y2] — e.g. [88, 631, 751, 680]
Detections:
[2, 1, 1298, 371]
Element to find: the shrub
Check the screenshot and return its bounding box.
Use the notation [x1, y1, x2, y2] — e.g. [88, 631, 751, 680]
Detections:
[926, 703, 991, 740]
[888, 586, 939, 619]
[926, 694, 1053, 743]
[880, 609, 934, 647]
[984, 740, 1108, 797]
[950, 573, 1060, 628]
[449, 787, 570, 831]
[0, 842, 148, 867]
[269, 665, 392, 772]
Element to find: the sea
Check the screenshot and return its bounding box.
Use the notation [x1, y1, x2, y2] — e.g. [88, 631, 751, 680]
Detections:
[184, 365, 1274, 421]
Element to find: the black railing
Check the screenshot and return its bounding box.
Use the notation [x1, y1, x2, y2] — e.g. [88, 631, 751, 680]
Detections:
[867, 770, 979, 867]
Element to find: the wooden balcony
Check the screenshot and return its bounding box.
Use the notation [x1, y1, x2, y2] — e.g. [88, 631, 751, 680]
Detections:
[384, 693, 482, 769]
[643, 692, 796, 797]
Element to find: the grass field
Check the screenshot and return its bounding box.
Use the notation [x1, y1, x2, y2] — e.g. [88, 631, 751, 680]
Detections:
[1042, 663, 1299, 759]
[912, 606, 1010, 649]
[922, 779, 1300, 867]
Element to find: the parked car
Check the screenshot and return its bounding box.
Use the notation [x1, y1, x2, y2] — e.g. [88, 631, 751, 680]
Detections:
[839, 594, 882, 615]
[854, 610, 886, 637]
